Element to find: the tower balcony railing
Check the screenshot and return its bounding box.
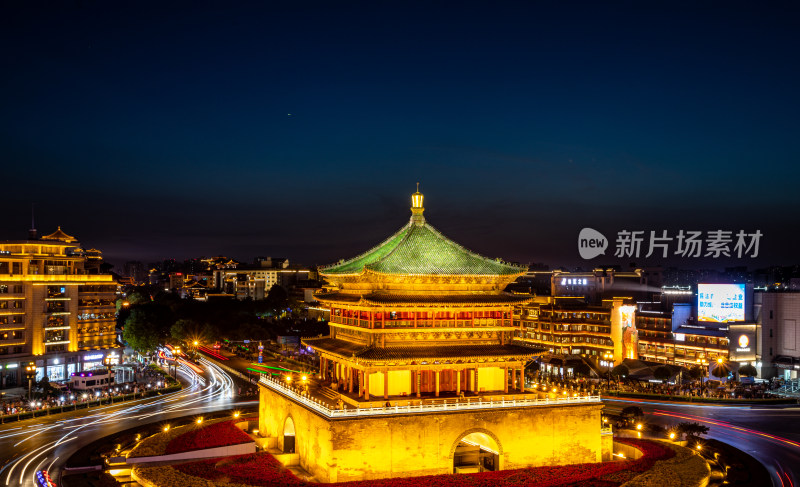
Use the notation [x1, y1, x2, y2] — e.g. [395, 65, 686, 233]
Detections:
[259, 375, 601, 419]
[332, 316, 512, 329]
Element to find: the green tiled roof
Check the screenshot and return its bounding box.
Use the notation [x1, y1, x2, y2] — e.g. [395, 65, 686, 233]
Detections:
[302, 337, 545, 362]
[321, 220, 525, 276]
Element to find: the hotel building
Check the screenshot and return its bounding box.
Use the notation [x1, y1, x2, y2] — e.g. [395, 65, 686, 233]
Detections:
[0, 227, 120, 389]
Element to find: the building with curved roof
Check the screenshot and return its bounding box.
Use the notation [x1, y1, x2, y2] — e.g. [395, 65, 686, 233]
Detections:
[257, 188, 607, 483]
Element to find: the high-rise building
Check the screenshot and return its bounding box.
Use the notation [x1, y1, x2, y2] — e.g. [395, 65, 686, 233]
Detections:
[0, 227, 120, 389]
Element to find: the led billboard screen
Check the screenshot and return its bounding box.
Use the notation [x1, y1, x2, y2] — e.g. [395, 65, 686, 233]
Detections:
[697, 283, 746, 323]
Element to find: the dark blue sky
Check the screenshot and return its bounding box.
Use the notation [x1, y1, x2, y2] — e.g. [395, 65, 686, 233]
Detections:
[2, 2, 799, 269]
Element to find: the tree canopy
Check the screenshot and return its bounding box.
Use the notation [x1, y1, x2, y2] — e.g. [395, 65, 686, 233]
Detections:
[675, 422, 709, 439]
[572, 362, 592, 377]
[738, 364, 758, 377]
[123, 307, 163, 353]
[610, 364, 629, 377]
[653, 366, 672, 382]
[118, 285, 328, 352]
[688, 365, 704, 380]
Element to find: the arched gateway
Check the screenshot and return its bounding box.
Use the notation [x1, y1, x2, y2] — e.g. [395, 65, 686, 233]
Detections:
[451, 429, 503, 473]
[283, 416, 296, 453]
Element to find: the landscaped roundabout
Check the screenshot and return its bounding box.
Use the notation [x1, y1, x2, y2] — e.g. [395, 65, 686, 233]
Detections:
[124, 414, 711, 487]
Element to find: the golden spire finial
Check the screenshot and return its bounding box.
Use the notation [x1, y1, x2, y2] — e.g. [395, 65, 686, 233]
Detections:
[410, 183, 425, 224]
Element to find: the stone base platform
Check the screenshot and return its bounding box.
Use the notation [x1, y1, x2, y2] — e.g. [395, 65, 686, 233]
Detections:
[259, 378, 607, 483]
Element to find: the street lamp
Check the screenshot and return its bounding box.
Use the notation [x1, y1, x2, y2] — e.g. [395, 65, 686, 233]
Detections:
[698, 358, 709, 384]
[25, 362, 36, 401]
[172, 347, 181, 379]
[602, 352, 614, 386]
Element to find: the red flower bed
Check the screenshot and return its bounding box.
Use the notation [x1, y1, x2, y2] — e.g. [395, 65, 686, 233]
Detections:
[174, 438, 674, 487]
[175, 452, 305, 486]
[165, 420, 253, 454]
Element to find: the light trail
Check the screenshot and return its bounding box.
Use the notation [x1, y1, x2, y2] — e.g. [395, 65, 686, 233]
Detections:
[5, 442, 55, 486]
[0, 358, 244, 486]
[248, 363, 305, 374]
[602, 396, 754, 410]
[198, 346, 228, 361]
[650, 409, 800, 449]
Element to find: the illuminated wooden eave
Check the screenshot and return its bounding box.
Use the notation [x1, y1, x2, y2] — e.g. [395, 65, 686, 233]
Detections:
[329, 323, 519, 334]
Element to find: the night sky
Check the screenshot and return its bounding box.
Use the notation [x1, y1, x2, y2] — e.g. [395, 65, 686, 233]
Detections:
[2, 2, 799, 270]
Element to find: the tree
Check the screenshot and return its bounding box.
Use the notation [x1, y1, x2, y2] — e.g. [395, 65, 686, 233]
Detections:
[572, 362, 592, 377]
[170, 319, 201, 342]
[610, 364, 629, 378]
[35, 377, 59, 398]
[621, 406, 644, 420]
[738, 364, 758, 377]
[265, 285, 289, 313]
[712, 361, 731, 378]
[123, 308, 162, 353]
[653, 366, 672, 382]
[675, 422, 709, 440]
[688, 365, 704, 381]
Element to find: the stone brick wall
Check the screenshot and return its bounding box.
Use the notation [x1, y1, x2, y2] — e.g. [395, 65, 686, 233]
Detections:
[260, 384, 604, 482]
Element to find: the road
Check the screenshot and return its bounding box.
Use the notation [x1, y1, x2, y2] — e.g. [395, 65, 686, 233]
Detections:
[0, 358, 255, 487]
[603, 397, 800, 487]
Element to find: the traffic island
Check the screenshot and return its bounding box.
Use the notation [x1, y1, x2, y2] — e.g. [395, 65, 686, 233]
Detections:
[128, 437, 716, 487]
[126, 417, 256, 464]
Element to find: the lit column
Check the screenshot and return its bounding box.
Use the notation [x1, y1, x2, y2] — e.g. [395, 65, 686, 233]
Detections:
[456, 370, 461, 396]
[474, 368, 479, 393]
[435, 370, 440, 397]
[504, 367, 509, 393]
[519, 367, 525, 392]
[416, 370, 421, 398]
[348, 367, 353, 393]
[383, 370, 389, 400]
[364, 371, 370, 399]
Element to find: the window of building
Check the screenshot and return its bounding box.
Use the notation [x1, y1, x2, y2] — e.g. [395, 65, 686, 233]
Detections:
[770, 310, 773, 319]
[770, 328, 773, 338]
[47, 285, 67, 298]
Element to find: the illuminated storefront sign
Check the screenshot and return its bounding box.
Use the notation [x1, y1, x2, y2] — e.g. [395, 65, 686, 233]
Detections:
[728, 324, 756, 361]
[84, 353, 104, 361]
[736, 334, 750, 352]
